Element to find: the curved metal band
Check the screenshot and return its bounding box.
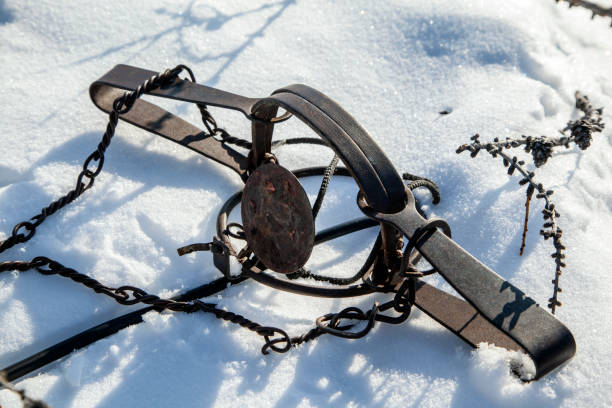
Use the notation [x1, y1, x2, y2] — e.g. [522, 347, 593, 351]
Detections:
[252, 92, 408, 214]
[274, 84, 407, 212]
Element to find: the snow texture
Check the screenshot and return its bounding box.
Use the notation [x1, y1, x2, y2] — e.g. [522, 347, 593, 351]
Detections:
[0, 0, 611, 407]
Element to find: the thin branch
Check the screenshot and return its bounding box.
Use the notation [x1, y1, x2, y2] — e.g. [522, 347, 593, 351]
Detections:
[556, 0, 612, 26]
[520, 187, 533, 256]
[0, 371, 51, 407]
[457, 136, 566, 313]
[455, 92, 605, 314]
[459, 92, 604, 167]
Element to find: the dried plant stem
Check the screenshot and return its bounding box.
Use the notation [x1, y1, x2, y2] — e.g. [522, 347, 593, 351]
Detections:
[520, 190, 532, 256]
[0, 371, 51, 407]
[457, 136, 566, 314]
[458, 92, 604, 168]
[456, 91, 605, 314]
[556, 0, 612, 26]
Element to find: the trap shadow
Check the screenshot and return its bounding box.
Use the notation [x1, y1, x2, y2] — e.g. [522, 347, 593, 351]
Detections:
[32, 0, 295, 133]
[269, 307, 568, 408]
[40, 310, 284, 408]
[48, 0, 295, 87]
[0, 129, 246, 364]
[3, 151, 572, 407]
[0, 0, 14, 25]
[23, 283, 572, 407]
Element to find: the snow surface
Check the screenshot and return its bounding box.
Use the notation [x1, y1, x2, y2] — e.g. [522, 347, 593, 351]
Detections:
[0, 0, 611, 406]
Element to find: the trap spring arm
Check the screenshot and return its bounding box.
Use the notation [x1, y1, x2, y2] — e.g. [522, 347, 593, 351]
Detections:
[357, 193, 576, 379]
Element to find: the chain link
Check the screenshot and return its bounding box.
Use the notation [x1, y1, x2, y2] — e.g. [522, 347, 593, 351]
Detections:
[0, 66, 208, 408]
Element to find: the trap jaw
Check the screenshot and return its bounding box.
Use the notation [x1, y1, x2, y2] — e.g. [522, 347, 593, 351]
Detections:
[90, 65, 575, 380]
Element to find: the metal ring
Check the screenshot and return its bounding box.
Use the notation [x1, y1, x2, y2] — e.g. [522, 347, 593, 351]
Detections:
[399, 218, 452, 278]
[82, 152, 105, 178]
[315, 304, 379, 339]
[112, 95, 132, 114]
[262, 327, 292, 354]
[249, 110, 293, 124]
[76, 171, 96, 191]
[12, 222, 35, 242]
[225, 223, 246, 240]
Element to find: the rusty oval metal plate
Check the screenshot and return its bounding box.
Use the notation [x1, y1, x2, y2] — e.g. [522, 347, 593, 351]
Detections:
[241, 163, 314, 274]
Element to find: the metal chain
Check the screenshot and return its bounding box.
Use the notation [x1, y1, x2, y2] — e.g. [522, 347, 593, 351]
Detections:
[0, 65, 217, 408]
[0, 255, 419, 356]
[286, 233, 381, 285]
[195, 102, 327, 151]
[311, 154, 339, 219]
[0, 65, 188, 254]
[314, 277, 417, 339]
[0, 257, 291, 354]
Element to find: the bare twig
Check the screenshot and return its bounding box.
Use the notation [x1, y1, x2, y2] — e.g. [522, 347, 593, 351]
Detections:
[556, 0, 612, 26]
[460, 92, 604, 167]
[453, 91, 605, 314]
[0, 371, 51, 408]
[520, 188, 533, 256]
[457, 135, 566, 314]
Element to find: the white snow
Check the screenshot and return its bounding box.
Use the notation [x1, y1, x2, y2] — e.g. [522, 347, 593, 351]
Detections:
[1, 0, 611, 406]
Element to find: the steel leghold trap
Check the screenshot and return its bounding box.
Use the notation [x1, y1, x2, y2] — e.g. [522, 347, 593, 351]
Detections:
[0, 64, 575, 391]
